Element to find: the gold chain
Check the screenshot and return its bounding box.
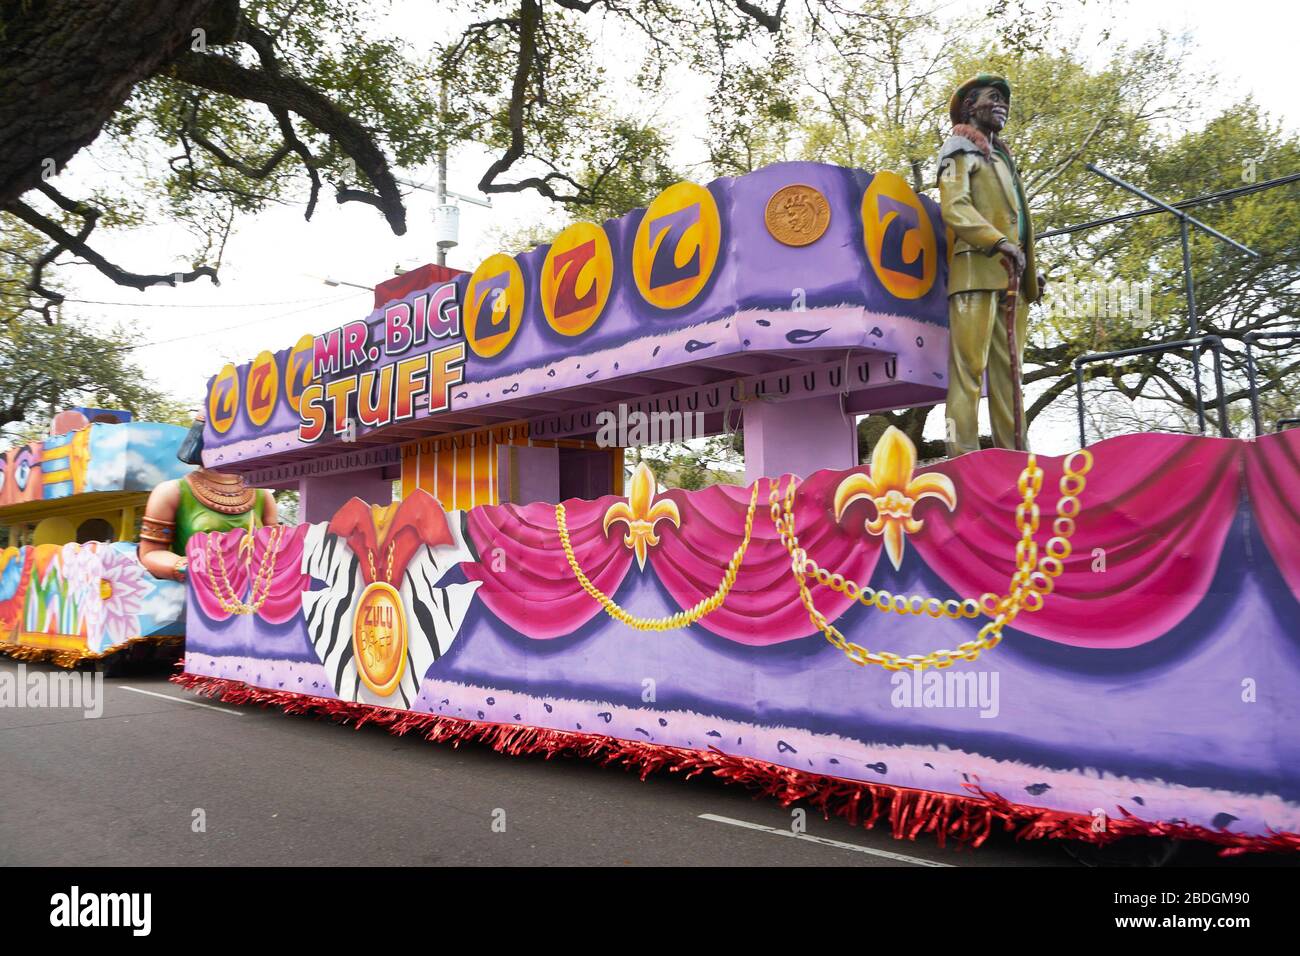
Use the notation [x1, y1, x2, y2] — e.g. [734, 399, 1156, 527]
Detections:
[775, 450, 1093, 671]
[207, 525, 284, 616]
[556, 482, 760, 631]
[367, 542, 396, 584]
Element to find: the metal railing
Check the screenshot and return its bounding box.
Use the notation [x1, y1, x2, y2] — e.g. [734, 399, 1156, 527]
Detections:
[1073, 335, 1229, 447]
[1243, 330, 1300, 437]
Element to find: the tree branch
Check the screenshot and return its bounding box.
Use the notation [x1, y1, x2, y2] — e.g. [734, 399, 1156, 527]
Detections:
[168, 46, 406, 233]
[2, 191, 218, 293]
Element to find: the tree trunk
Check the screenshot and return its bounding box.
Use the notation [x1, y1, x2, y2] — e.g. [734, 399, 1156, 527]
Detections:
[0, 0, 224, 204]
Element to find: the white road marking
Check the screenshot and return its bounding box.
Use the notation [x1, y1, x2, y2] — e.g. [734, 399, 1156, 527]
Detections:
[117, 686, 246, 716]
[698, 813, 954, 867]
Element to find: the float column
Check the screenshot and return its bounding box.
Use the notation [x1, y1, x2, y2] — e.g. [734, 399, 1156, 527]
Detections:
[742, 394, 858, 483]
[298, 467, 394, 524]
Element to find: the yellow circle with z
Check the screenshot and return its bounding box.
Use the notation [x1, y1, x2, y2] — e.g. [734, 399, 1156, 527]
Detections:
[284, 333, 315, 414]
[861, 170, 937, 300]
[465, 253, 526, 359]
[633, 181, 722, 310]
[541, 222, 614, 337]
[207, 363, 240, 435]
[244, 350, 280, 427]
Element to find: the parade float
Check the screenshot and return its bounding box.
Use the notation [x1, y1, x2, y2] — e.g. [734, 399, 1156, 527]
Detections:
[0, 410, 191, 667]
[170, 158, 1300, 856]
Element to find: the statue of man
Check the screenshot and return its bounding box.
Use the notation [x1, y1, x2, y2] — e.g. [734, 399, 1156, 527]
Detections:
[937, 74, 1039, 457]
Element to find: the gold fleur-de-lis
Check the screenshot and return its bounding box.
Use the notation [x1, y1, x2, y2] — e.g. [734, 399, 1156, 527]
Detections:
[833, 426, 956, 570]
[603, 462, 681, 569]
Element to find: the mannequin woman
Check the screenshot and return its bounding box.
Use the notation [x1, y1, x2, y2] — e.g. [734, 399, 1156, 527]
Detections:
[138, 414, 277, 581]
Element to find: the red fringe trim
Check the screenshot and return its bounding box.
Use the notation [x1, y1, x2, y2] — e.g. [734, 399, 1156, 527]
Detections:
[172, 672, 1300, 856]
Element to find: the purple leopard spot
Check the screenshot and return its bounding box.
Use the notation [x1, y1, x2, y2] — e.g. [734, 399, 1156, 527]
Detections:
[924, 762, 934, 769]
[776, 740, 796, 753]
[547, 369, 556, 377]
[585, 371, 599, 379]
[597, 712, 612, 723]
[756, 318, 771, 327]
[829, 758, 839, 765]
[635, 728, 650, 736]
[870, 326, 883, 337]
[866, 762, 887, 775]
[651, 346, 661, 357]
[915, 336, 924, 347]
[544, 703, 553, 713]
[576, 723, 582, 730]
[1024, 783, 1051, 796]
[743, 339, 751, 346]
[1212, 812, 1239, 829]
[486, 697, 495, 705]
[1132, 796, 1145, 806]
[684, 339, 715, 352]
[785, 328, 827, 345]
[657, 718, 667, 727]
[513, 713, 520, 720]
[477, 711, 484, 719]
[706, 730, 722, 738]
[456, 391, 468, 399]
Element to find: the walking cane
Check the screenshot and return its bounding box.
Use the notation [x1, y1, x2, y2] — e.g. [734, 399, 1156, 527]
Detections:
[1000, 255, 1025, 451]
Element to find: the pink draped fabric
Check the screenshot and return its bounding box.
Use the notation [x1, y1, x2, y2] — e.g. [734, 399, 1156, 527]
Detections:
[187, 523, 310, 625]
[465, 475, 882, 644]
[462, 433, 1279, 649]
[1245, 429, 1300, 604]
[907, 434, 1243, 648]
[654, 472, 881, 643]
[464, 496, 634, 639]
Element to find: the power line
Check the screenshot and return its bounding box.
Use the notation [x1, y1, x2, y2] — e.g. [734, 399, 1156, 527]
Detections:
[119, 293, 367, 352]
[62, 292, 364, 309]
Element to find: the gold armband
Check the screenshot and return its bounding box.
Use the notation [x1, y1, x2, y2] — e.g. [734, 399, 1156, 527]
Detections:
[140, 514, 177, 544]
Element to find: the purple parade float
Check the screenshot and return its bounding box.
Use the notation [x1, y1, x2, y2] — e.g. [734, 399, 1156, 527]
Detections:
[168, 161, 1300, 856]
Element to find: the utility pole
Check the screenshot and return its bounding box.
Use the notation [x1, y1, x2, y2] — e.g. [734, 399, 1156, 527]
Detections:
[436, 78, 448, 267]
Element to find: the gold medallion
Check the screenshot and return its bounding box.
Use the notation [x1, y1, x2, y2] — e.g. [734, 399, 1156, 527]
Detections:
[352, 581, 407, 697]
[764, 184, 831, 247]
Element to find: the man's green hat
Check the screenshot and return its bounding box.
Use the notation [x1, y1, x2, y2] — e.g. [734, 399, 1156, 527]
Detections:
[949, 74, 1011, 126]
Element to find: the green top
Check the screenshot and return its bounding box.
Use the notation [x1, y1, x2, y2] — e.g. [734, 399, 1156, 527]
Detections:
[174, 479, 266, 555]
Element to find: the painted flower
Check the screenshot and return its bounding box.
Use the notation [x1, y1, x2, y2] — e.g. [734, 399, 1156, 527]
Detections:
[833, 426, 956, 570]
[602, 462, 680, 569]
[92, 547, 149, 652]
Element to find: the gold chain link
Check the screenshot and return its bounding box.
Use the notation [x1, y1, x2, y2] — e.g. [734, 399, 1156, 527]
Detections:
[555, 481, 760, 631]
[774, 449, 1093, 671]
[367, 542, 397, 584]
[206, 525, 284, 616]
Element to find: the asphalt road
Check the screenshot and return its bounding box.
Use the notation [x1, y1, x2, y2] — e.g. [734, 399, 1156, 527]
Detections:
[0, 658, 1289, 868]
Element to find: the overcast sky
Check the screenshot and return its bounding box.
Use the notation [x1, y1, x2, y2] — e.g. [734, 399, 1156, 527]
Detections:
[43, 0, 1299, 455]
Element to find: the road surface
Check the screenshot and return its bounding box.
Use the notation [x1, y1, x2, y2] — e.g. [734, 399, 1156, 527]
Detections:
[0, 658, 1288, 868]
